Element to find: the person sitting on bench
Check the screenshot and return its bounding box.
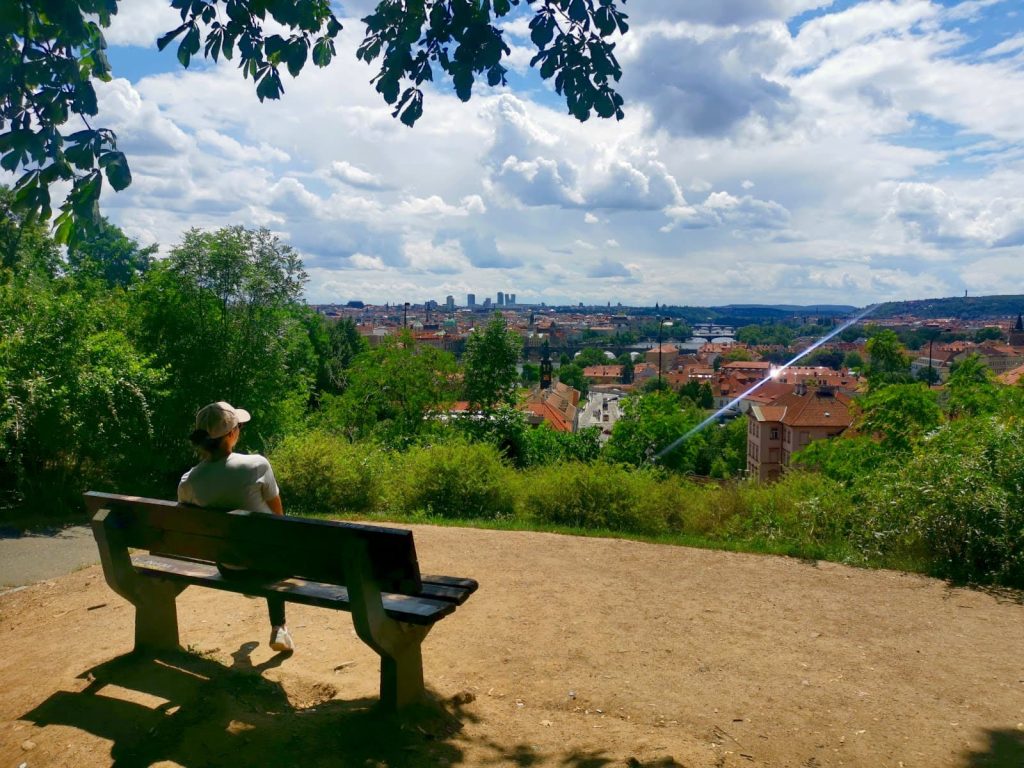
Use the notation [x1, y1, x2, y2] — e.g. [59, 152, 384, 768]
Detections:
[177, 401, 295, 653]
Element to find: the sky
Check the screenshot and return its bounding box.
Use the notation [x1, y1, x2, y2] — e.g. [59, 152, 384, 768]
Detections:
[74, 0, 1024, 307]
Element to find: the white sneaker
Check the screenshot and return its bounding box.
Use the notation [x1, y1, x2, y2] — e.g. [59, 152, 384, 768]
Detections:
[270, 626, 295, 652]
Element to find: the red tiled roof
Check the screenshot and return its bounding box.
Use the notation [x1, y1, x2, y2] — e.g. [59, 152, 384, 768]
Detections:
[750, 405, 786, 422]
[583, 365, 624, 378]
[742, 381, 796, 404]
[523, 402, 573, 431]
[722, 361, 772, 370]
[998, 363, 1024, 386]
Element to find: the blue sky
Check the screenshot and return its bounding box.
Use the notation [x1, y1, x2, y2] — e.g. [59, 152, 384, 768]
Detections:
[79, 0, 1024, 306]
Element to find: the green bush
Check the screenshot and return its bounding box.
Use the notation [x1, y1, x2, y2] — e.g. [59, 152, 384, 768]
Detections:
[517, 462, 685, 536]
[269, 431, 388, 515]
[856, 417, 1024, 585]
[726, 473, 853, 553]
[387, 440, 515, 519]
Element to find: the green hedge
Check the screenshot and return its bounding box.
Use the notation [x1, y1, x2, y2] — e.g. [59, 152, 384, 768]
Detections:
[386, 439, 516, 520]
[269, 431, 388, 515]
[516, 462, 686, 536]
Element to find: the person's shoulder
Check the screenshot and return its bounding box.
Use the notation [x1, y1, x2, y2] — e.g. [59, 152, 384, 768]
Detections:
[228, 452, 272, 470]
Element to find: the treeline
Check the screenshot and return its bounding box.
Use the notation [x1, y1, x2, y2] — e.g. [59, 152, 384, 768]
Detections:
[0, 212, 337, 516]
[873, 295, 1024, 321]
[0, 205, 747, 521]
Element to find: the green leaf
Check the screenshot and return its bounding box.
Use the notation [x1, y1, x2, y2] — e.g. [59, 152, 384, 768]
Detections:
[375, 74, 400, 105]
[312, 37, 335, 66]
[255, 68, 284, 101]
[393, 88, 423, 127]
[530, 16, 555, 48]
[452, 67, 474, 101]
[53, 210, 76, 245]
[567, 0, 589, 24]
[177, 25, 200, 68]
[100, 151, 132, 191]
[285, 39, 308, 77]
[157, 23, 188, 51]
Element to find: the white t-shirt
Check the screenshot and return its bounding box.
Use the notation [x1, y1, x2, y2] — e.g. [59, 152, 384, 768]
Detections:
[177, 453, 280, 514]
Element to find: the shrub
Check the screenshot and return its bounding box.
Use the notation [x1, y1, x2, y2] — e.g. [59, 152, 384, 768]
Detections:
[517, 462, 685, 536]
[387, 440, 515, 519]
[269, 431, 387, 515]
[727, 473, 853, 551]
[856, 417, 1024, 585]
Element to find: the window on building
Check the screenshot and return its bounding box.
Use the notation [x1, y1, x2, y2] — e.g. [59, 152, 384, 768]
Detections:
[770, 428, 779, 440]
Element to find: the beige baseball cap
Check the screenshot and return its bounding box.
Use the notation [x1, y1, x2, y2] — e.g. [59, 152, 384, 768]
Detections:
[194, 401, 251, 439]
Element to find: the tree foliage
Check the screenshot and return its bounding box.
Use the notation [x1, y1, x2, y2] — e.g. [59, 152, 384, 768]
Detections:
[66, 215, 156, 287]
[604, 391, 702, 472]
[0, 271, 166, 512]
[946, 353, 999, 419]
[556, 361, 588, 397]
[136, 225, 315, 461]
[323, 330, 457, 445]
[2, 0, 630, 241]
[302, 314, 367, 404]
[864, 328, 913, 389]
[574, 346, 611, 368]
[854, 383, 941, 452]
[462, 312, 521, 411]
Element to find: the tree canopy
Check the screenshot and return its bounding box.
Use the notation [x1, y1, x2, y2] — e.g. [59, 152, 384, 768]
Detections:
[462, 312, 522, 411]
[1, 0, 630, 243]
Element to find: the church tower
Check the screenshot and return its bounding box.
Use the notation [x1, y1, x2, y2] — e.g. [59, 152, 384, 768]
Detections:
[540, 341, 553, 390]
[1010, 313, 1024, 347]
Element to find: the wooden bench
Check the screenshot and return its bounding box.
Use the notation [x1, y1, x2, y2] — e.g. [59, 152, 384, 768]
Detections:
[84, 491, 478, 710]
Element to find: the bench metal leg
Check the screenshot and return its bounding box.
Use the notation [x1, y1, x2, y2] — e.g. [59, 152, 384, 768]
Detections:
[380, 634, 427, 710]
[132, 581, 185, 653]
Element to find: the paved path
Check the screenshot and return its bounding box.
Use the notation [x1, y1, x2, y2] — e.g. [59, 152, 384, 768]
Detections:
[0, 526, 97, 592]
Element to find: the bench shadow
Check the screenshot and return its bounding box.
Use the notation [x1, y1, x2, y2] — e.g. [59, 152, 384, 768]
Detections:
[22, 647, 472, 767]
[960, 728, 1024, 768]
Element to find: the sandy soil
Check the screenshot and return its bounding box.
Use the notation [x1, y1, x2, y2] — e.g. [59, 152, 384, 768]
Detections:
[2, 524, 1023, 768]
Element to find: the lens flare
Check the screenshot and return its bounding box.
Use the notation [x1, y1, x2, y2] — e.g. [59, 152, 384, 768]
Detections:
[653, 304, 879, 462]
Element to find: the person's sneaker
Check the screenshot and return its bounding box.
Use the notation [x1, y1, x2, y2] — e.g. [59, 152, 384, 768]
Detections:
[269, 626, 295, 652]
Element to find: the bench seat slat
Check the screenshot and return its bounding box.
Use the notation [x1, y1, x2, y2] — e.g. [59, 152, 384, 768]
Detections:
[131, 555, 454, 626]
[419, 575, 479, 604]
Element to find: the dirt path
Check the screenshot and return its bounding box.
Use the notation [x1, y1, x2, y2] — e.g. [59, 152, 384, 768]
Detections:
[2, 525, 1023, 767]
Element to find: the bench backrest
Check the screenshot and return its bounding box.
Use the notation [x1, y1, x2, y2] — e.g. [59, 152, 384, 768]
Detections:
[84, 491, 423, 594]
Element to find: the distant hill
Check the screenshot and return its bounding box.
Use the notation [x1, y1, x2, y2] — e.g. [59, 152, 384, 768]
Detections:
[629, 304, 859, 324]
[869, 295, 1024, 321]
[715, 304, 859, 314]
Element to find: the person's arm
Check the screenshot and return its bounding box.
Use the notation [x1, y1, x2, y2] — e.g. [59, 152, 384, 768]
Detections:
[267, 495, 284, 516]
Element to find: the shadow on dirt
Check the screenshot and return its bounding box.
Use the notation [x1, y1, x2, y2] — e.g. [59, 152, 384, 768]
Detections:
[960, 729, 1024, 768]
[22, 646, 474, 767]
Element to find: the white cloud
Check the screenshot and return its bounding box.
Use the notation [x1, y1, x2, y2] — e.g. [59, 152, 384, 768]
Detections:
[104, 0, 181, 46]
[664, 191, 791, 231]
[886, 182, 1024, 247]
[326, 161, 388, 190]
[86, 1, 1024, 306]
[350, 253, 388, 271]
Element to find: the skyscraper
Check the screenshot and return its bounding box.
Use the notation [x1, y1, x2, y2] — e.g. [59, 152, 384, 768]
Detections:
[497, 291, 505, 306]
[445, 295, 455, 311]
[508, 293, 516, 306]
[467, 293, 476, 307]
